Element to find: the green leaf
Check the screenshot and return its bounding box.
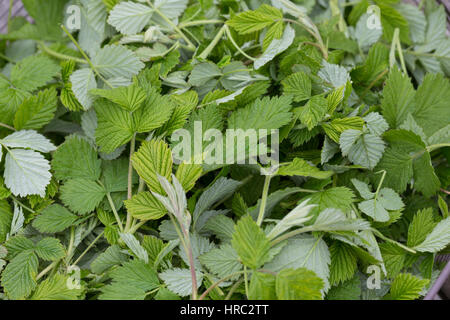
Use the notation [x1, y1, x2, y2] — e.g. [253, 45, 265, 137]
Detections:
[275, 268, 324, 300]
[120, 233, 149, 263]
[227, 4, 283, 34]
[107, 1, 153, 35]
[329, 242, 357, 285]
[10, 55, 60, 92]
[159, 268, 203, 297]
[199, 244, 242, 280]
[30, 273, 82, 300]
[70, 68, 97, 110]
[340, 129, 385, 169]
[380, 243, 406, 279]
[413, 73, 450, 137]
[14, 88, 58, 130]
[91, 245, 128, 274]
[131, 140, 173, 194]
[265, 236, 331, 292]
[231, 215, 272, 269]
[326, 275, 361, 300]
[4, 236, 34, 259]
[188, 62, 222, 87]
[52, 135, 102, 181]
[124, 191, 167, 220]
[92, 45, 144, 79]
[297, 96, 328, 131]
[249, 271, 276, 300]
[100, 260, 159, 300]
[381, 67, 416, 129]
[254, 24, 295, 70]
[277, 158, 333, 179]
[413, 217, 450, 253]
[32, 204, 79, 233]
[1, 250, 38, 300]
[281, 71, 312, 102]
[90, 82, 147, 112]
[34, 238, 65, 261]
[377, 129, 440, 196]
[4, 149, 52, 197]
[94, 99, 135, 153]
[322, 117, 365, 143]
[60, 179, 106, 214]
[305, 187, 355, 216]
[389, 273, 428, 300]
[175, 163, 202, 192]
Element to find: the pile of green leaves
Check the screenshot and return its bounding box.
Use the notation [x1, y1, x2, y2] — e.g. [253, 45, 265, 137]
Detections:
[0, 0, 449, 300]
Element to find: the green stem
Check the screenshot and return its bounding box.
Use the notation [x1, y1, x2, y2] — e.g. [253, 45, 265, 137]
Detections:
[0, 122, 16, 131]
[36, 261, 59, 281]
[256, 175, 272, 226]
[371, 228, 416, 254]
[179, 19, 224, 28]
[10, 196, 35, 214]
[225, 278, 243, 300]
[101, 183, 124, 232]
[38, 41, 87, 64]
[427, 143, 450, 153]
[61, 24, 113, 88]
[225, 26, 256, 61]
[73, 231, 104, 266]
[125, 134, 136, 232]
[66, 227, 76, 264]
[198, 24, 227, 60]
[198, 270, 246, 300]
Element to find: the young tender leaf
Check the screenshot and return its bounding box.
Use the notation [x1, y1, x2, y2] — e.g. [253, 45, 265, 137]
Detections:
[32, 204, 79, 233]
[276, 268, 324, 300]
[124, 191, 167, 220]
[90, 82, 147, 112]
[132, 140, 173, 194]
[380, 243, 406, 279]
[277, 158, 333, 179]
[107, 1, 153, 35]
[52, 135, 102, 181]
[231, 215, 272, 270]
[154, 0, 188, 20]
[175, 163, 202, 192]
[227, 4, 282, 34]
[14, 88, 58, 130]
[389, 273, 429, 300]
